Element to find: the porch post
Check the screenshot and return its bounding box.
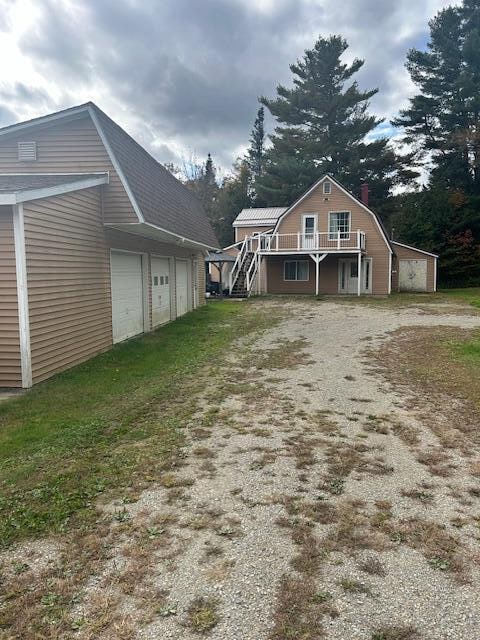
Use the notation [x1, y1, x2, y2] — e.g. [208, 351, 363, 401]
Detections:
[315, 254, 320, 296]
[357, 252, 362, 297]
[257, 254, 261, 294]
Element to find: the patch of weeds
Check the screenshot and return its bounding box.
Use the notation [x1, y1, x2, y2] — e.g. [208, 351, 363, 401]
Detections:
[358, 555, 387, 576]
[158, 604, 178, 617]
[339, 578, 371, 595]
[319, 477, 345, 496]
[284, 434, 319, 469]
[401, 489, 434, 504]
[159, 473, 195, 488]
[12, 562, 30, 574]
[390, 421, 420, 446]
[256, 337, 313, 370]
[378, 517, 470, 578]
[416, 449, 453, 477]
[363, 415, 389, 435]
[185, 596, 220, 634]
[191, 427, 212, 440]
[145, 525, 165, 539]
[312, 590, 333, 603]
[252, 427, 272, 437]
[113, 507, 131, 523]
[193, 446, 216, 459]
[427, 556, 450, 571]
[270, 575, 326, 639]
[371, 625, 421, 639]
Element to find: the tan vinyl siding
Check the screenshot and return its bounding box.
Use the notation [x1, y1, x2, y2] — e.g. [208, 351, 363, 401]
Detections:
[104, 228, 195, 323]
[0, 206, 22, 387]
[0, 113, 137, 224]
[17, 189, 204, 386]
[235, 225, 272, 242]
[392, 244, 436, 292]
[197, 254, 206, 306]
[266, 256, 316, 294]
[276, 181, 391, 295]
[24, 188, 112, 384]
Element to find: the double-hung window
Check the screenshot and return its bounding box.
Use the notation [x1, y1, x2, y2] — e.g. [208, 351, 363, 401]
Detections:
[329, 211, 350, 240]
[284, 260, 309, 281]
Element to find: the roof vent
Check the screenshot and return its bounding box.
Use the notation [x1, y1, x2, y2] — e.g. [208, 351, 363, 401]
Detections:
[18, 141, 37, 162]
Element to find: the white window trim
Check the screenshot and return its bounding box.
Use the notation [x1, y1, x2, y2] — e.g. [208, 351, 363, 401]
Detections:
[302, 214, 318, 235]
[338, 257, 373, 294]
[323, 181, 331, 195]
[363, 257, 373, 294]
[284, 260, 310, 282]
[328, 211, 351, 240]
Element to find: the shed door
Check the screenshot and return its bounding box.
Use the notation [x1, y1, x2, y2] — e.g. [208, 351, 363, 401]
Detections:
[111, 251, 144, 343]
[399, 259, 427, 292]
[151, 257, 171, 327]
[175, 259, 189, 317]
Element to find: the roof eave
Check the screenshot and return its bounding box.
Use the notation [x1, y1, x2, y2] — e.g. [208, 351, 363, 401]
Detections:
[0, 174, 109, 205]
[104, 221, 219, 252]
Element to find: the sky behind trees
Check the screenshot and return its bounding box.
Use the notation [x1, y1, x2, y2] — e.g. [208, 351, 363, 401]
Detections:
[0, 0, 456, 171]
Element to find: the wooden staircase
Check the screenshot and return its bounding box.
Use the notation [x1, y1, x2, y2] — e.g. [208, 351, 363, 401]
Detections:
[230, 251, 254, 297]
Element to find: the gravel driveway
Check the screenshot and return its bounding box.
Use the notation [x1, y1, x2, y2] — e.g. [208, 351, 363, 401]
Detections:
[124, 299, 479, 640]
[26, 298, 480, 640]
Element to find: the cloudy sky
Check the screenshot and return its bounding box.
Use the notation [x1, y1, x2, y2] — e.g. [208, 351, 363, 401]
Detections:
[0, 0, 456, 174]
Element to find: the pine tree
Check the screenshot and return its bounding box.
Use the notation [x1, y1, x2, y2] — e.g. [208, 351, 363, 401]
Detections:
[256, 35, 412, 209]
[245, 106, 267, 205]
[394, 2, 480, 192]
[247, 106, 265, 178]
[392, 0, 480, 285]
[215, 160, 252, 247]
[185, 153, 219, 229]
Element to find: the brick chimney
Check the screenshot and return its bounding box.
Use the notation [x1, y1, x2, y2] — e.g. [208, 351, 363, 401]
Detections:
[360, 183, 369, 206]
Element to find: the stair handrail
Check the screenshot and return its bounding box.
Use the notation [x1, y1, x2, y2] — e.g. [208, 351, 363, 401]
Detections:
[246, 253, 258, 292]
[229, 237, 248, 292]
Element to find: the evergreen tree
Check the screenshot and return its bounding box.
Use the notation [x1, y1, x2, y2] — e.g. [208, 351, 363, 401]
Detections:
[256, 35, 412, 210]
[247, 106, 265, 178]
[393, 2, 480, 193]
[246, 106, 266, 206]
[392, 0, 480, 285]
[185, 153, 219, 229]
[215, 160, 252, 247]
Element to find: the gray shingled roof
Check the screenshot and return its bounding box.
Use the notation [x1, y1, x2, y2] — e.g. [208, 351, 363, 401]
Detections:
[0, 102, 219, 249]
[0, 173, 106, 192]
[92, 105, 218, 248]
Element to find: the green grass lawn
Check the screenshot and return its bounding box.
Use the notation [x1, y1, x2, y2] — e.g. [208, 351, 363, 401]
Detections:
[0, 301, 263, 548]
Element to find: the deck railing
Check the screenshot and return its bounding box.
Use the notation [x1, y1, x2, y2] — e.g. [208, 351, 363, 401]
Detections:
[256, 230, 365, 252]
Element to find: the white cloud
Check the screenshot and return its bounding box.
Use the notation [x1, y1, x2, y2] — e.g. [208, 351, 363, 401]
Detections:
[0, 0, 455, 170]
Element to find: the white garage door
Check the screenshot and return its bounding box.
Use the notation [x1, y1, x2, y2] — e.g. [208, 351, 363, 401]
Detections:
[111, 251, 144, 343]
[151, 257, 171, 327]
[175, 259, 189, 317]
[399, 259, 427, 292]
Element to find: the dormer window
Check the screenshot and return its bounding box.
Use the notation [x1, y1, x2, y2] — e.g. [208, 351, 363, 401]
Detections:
[18, 141, 37, 161]
[323, 181, 331, 195]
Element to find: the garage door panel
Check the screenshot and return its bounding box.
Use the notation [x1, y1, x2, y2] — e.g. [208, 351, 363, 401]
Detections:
[111, 252, 144, 343]
[399, 259, 427, 292]
[151, 257, 171, 327]
[175, 259, 189, 317]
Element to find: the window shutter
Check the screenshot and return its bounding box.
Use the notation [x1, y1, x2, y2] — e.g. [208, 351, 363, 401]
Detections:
[18, 141, 37, 161]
